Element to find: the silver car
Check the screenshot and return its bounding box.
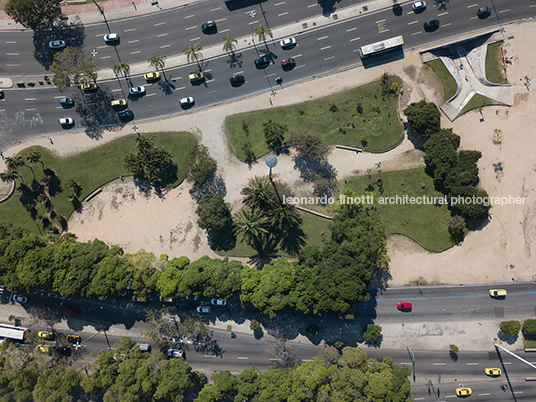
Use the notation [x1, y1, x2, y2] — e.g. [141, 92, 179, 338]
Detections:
[103, 33, 119, 43]
[58, 117, 74, 126]
[167, 348, 184, 358]
[280, 37, 297, 49]
[179, 97, 194, 106]
[412, 1, 426, 12]
[196, 306, 211, 314]
[129, 86, 146, 96]
[48, 40, 66, 49]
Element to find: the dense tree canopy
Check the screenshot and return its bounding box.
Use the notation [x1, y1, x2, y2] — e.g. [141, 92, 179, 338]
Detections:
[5, 0, 62, 31]
[51, 46, 99, 92]
[404, 100, 441, 137]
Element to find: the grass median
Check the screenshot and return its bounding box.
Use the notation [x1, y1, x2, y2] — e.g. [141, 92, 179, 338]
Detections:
[485, 42, 508, 84]
[426, 59, 457, 103]
[225, 76, 404, 161]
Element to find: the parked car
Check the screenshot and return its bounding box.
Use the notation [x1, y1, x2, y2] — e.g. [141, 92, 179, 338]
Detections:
[36, 344, 52, 353]
[137, 343, 151, 352]
[129, 86, 146, 96]
[211, 298, 227, 306]
[188, 72, 205, 82]
[456, 387, 472, 397]
[66, 335, 81, 344]
[201, 20, 216, 33]
[489, 289, 507, 297]
[196, 306, 211, 314]
[103, 33, 119, 43]
[484, 367, 501, 376]
[167, 348, 184, 358]
[281, 58, 296, 69]
[118, 110, 134, 119]
[254, 55, 270, 69]
[10, 294, 27, 303]
[48, 40, 66, 49]
[230, 74, 245, 86]
[58, 117, 74, 127]
[132, 295, 148, 302]
[81, 83, 97, 92]
[159, 296, 174, 303]
[144, 72, 160, 82]
[412, 1, 426, 12]
[477, 6, 492, 18]
[179, 97, 194, 107]
[280, 37, 297, 49]
[397, 302, 412, 311]
[65, 309, 79, 317]
[0, 89, 4, 99]
[59, 97, 74, 107]
[424, 19, 440, 31]
[38, 331, 54, 340]
[111, 99, 127, 108]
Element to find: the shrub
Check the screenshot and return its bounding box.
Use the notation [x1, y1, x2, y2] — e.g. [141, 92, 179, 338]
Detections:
[523, 319, 536, 335]
[363, 324, 382, 342]
[288, 129, 332, 160]
[334, 339, 345, 350]
[186, 144, 217, 186]
[449, 344, 459, 354]
[195, 194, 233, 233]
[250, 320, 261, 331]
[500, 320, 521, 336]
[404, 100, 441, 137]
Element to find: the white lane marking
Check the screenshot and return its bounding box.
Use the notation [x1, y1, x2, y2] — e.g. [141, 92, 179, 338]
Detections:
[324, 56, 334, 61]
[347, 27, 357, 32]
[157, 33, 168, 37]
[503, 362, 512, 365]
[293, 54, 302, 58]
[124, 28, 136, 32]
[146, 93, 156, 97]
[55, 106, 61, 109]
[6, 53, 19, 55]
[414, 398, 425, 401]
[274, 1, 285, 6]
[25, 98, 36, 101]
[376, 19, 386, 23]
[184, 14, 195, 19]
[4, 64, 18, 66]
[190, 37, 201, 42]
[295, 64, 305, 69]
[177, 86, 185, 91]
[350, 37, 361, 42]
[438, 11, 448, 16]
[210, 6, 222, 11]
[237, 356, 248, 360]
[25, 108, 36, 111]
[470, 16, 478, 20]
[185, 26, 197, 31]
[466, 363, 478, 365]
[411, 31, 422, 35]
[278, 12, 289, 16]
[478, 394, 490, 396]
[206, 80, 215, 84]
[112, 89, 121, 92]
[100, 56, 111, 59]
[130, 51, 141, 54]
[248, 20, 259, 25]
[160, 44, 171, 48]
[443, 23, 452, 27]
[433, 362, 446, 365]
[514, 391, 523, 394]
[320, 45, 331, 50]
[317, 35, 328, 40]
[499, 9, 510, 13]
[204, 69, 212, 73]
[97, 45, 107, 49]
[408, 20, 419, 25]
[54, 96, 63, 99]
[352, 49, 360, 52]
[467, 3, 478, 8]
[203, 355, 217, 358]
[215, 18, 226, 22]
[381, 29, 390, 33]
[269, 358, 281, 361]
[154, 22, 165, 26]
[307, 3, 317, 8]
[5, 41, 16, 43]
[530, 4, 536, 7]
[128, 40, 139, 43]
[400, 362, 412, 365]
[220, 29, 230, 33]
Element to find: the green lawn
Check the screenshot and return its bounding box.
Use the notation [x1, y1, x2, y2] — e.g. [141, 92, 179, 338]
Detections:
[346, 168, 455, 252]
[219, 211, 331, 258]
[0, 132, 197, 233]
[524, 336, 536, 349]
[426, 59, 458, 103]
[460, 93, 503, 115]
[225, 77, 404, 161]
[485, 42, 508, 84]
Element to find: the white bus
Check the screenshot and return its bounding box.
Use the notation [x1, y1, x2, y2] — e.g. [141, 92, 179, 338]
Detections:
[359, 35, 404, 58]
[0, 323, 26, 341]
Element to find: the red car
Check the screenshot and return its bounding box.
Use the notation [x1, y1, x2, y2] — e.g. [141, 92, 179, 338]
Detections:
[397, 302, 412, 311]
[66, 309, 79, 317]
[281, 58, 296, 69]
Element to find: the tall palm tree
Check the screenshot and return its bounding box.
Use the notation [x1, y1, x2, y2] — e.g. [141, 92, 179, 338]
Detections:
[241, 176, 277, 212]
[112, 62, 131, 81]
[68, 180, 82, 197]
[4, 155, 26, 183]
[0, 170, 17, 184]
[182, 43, 203, 66]
[234, 208, 270, 249]
[147, 55, 167, 72]
[253, 24, 271, 43]
[27, 151, 44, 171]
[222, 34, 238, 54]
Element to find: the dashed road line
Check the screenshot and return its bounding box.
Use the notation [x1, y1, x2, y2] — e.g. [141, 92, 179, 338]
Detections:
[320, 45, 331, 50]
[157, 33, 168, 37]
[160, 44, 171, 48]
[248, 20, 259, 25]
[210, 7, 222, 11]
[438, 11, 448, 16]
[130, 51, 141, 54]
[25, 98, 36, 101]
[177, 86, 185, 91]
[100, 56, 111, 59]
[184, 15, 195, 19]
[433, 362, 446, 365]
[408, 20, 419, 25]
[220, 29, 230, 33]
[499, 9, 510, 13]
[470, 16, 478, 20]
[124, 28, 136, 32]
[112, 89, 121, 92]
[443, 23, 452, 27]
[54, 96, 63, 99]
[346, 27, 357, 32]
[146, 93, 156, 97]
[466, 363, 478, 365]
[269, 358, 281, 361]
[323, 56, 334, 61]
[467, 3, 478, 8]
[411, 31, 422, 35]
[478, 394, 490, 396]
[317, 35, 328, 40]
[215, 18, 226, 22]
[190, 37, 200, 42]
[307, 3, 317, 8]
[128, 40, 139, 43]
[376, 18, 386, 23]
[274, 1, 285, 6]
[154, 22, 165, 26]
[5, 41, 16, 44]
[203, 355, 217, 358]
[185, 26, 197, 31]
[350, 37, 360, 42]
[293, 54, 302, 58]
[97, 45, 107, 49]
[25, 108, 36, 111]
[237, 356, 249, 360]
[278, 12, 289, 16]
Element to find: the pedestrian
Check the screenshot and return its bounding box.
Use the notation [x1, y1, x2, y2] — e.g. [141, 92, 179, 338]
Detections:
[0, 151, 3, 160]
[269, 98, 273, 105]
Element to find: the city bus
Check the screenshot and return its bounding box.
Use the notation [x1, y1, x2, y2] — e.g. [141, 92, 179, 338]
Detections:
[0, 323, 26, 341]
[359, 35, 404, 58]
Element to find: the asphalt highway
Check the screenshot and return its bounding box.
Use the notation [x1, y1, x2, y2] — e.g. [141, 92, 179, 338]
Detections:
[1, 0, 535, 148]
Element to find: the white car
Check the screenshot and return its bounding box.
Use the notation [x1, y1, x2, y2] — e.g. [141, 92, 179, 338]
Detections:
[196, 306, 211, 314]
[11, 294, 27, 303]
[58, 117, 74, 126]
[211, 298, 227, 306]
[103, 33, 119, 43]
[48, 40, 66, 49]
[179, 97, 194, 106]
[167, 348, 184, 358]
[412, 1, 426, 12]
[280, 37, 297, 49]
[129, 86, 146, 96]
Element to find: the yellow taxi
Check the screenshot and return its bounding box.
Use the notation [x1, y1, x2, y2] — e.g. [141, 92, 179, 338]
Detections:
[36, 344, 52, 353]
[132, 295, 148, 302]
[489, 289, 507, 297]
[456, 387, 472, 397]
[144, 72, 160, 82]
[484, 368, 502, 376]
[66, 335, 81, 344]
[37, 331, 54, 340]
[111, 99, 127, 108]
[81, 83, 97, 92]
[159, 296, 174, 303]
[188, 72, 204, 82]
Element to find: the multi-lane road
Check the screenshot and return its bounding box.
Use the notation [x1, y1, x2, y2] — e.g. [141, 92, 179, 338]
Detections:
[1, 0, 535, 148]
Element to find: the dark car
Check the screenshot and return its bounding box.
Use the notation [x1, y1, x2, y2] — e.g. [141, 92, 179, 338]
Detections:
[59, 97, 74, 107]
[201, 21, 216, 33]
[118, 110, 134, 119]
[477, 6, 491, 18]
[254, 56, 270, 69]
[0, 90, 5, 99]
[230, 74, 245, 86]
[424, 19, 440, 31]
[66, 309, 79, 317]
[281, 58, 296, 70]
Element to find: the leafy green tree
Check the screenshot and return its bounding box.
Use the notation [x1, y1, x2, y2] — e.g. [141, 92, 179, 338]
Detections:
[51, 46, 99, 92]
[449, 344, 459, 354]
[124, 134, 176, 186]
[5, 0, 62, 31]
[156, 265, 182, 297]
[523, 319, 536, 334]
[363, 324, 382, 342]
[186, 144, 217, 186]
[288, 129, 332, 160]
[404, 100, 441, 137]
[249, 320, 261, 331]
[32, 366, 80, 401]
[263, 120, 287, 152]
[86, 255, 131, 300]
[196, 194, 232, 233]
[182, 43, 203, 65]
[195, 371, 237, 402]
[222, 34, 238, 54]
[500, 320, 521, 336]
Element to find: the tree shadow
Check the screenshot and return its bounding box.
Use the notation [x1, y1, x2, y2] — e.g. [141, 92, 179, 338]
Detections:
[74, 87, 124, 139]
[293, 156, 337, 183]
[449, 351, 459, 361]
[33, 17, 86, 70]
[405, 123, 427, 150]
[227, 52, 243, 69]
[207, 221, 237, 252]
[392, 4, 403, 16]
[498, 331, 518, 345]
[190, 174, 227, 202]
[157, 79, 176, 95]
[317, 0, 341, 16]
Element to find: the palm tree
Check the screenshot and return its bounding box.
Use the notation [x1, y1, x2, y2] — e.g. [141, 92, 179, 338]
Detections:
[68, 180, 82, 196]
[0, 170, 17, 184]
[253, 24, 271, 43]
[241, 176, 277, 212]
[147, 55, 167, 72]
[112, 62, 131, 82]
[27, 151, 44, 172]
[4, 155, 26, 183]
[182, 43, 203, 66]
[222, 34, 238, 54]
[234, 208, 270, 248]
